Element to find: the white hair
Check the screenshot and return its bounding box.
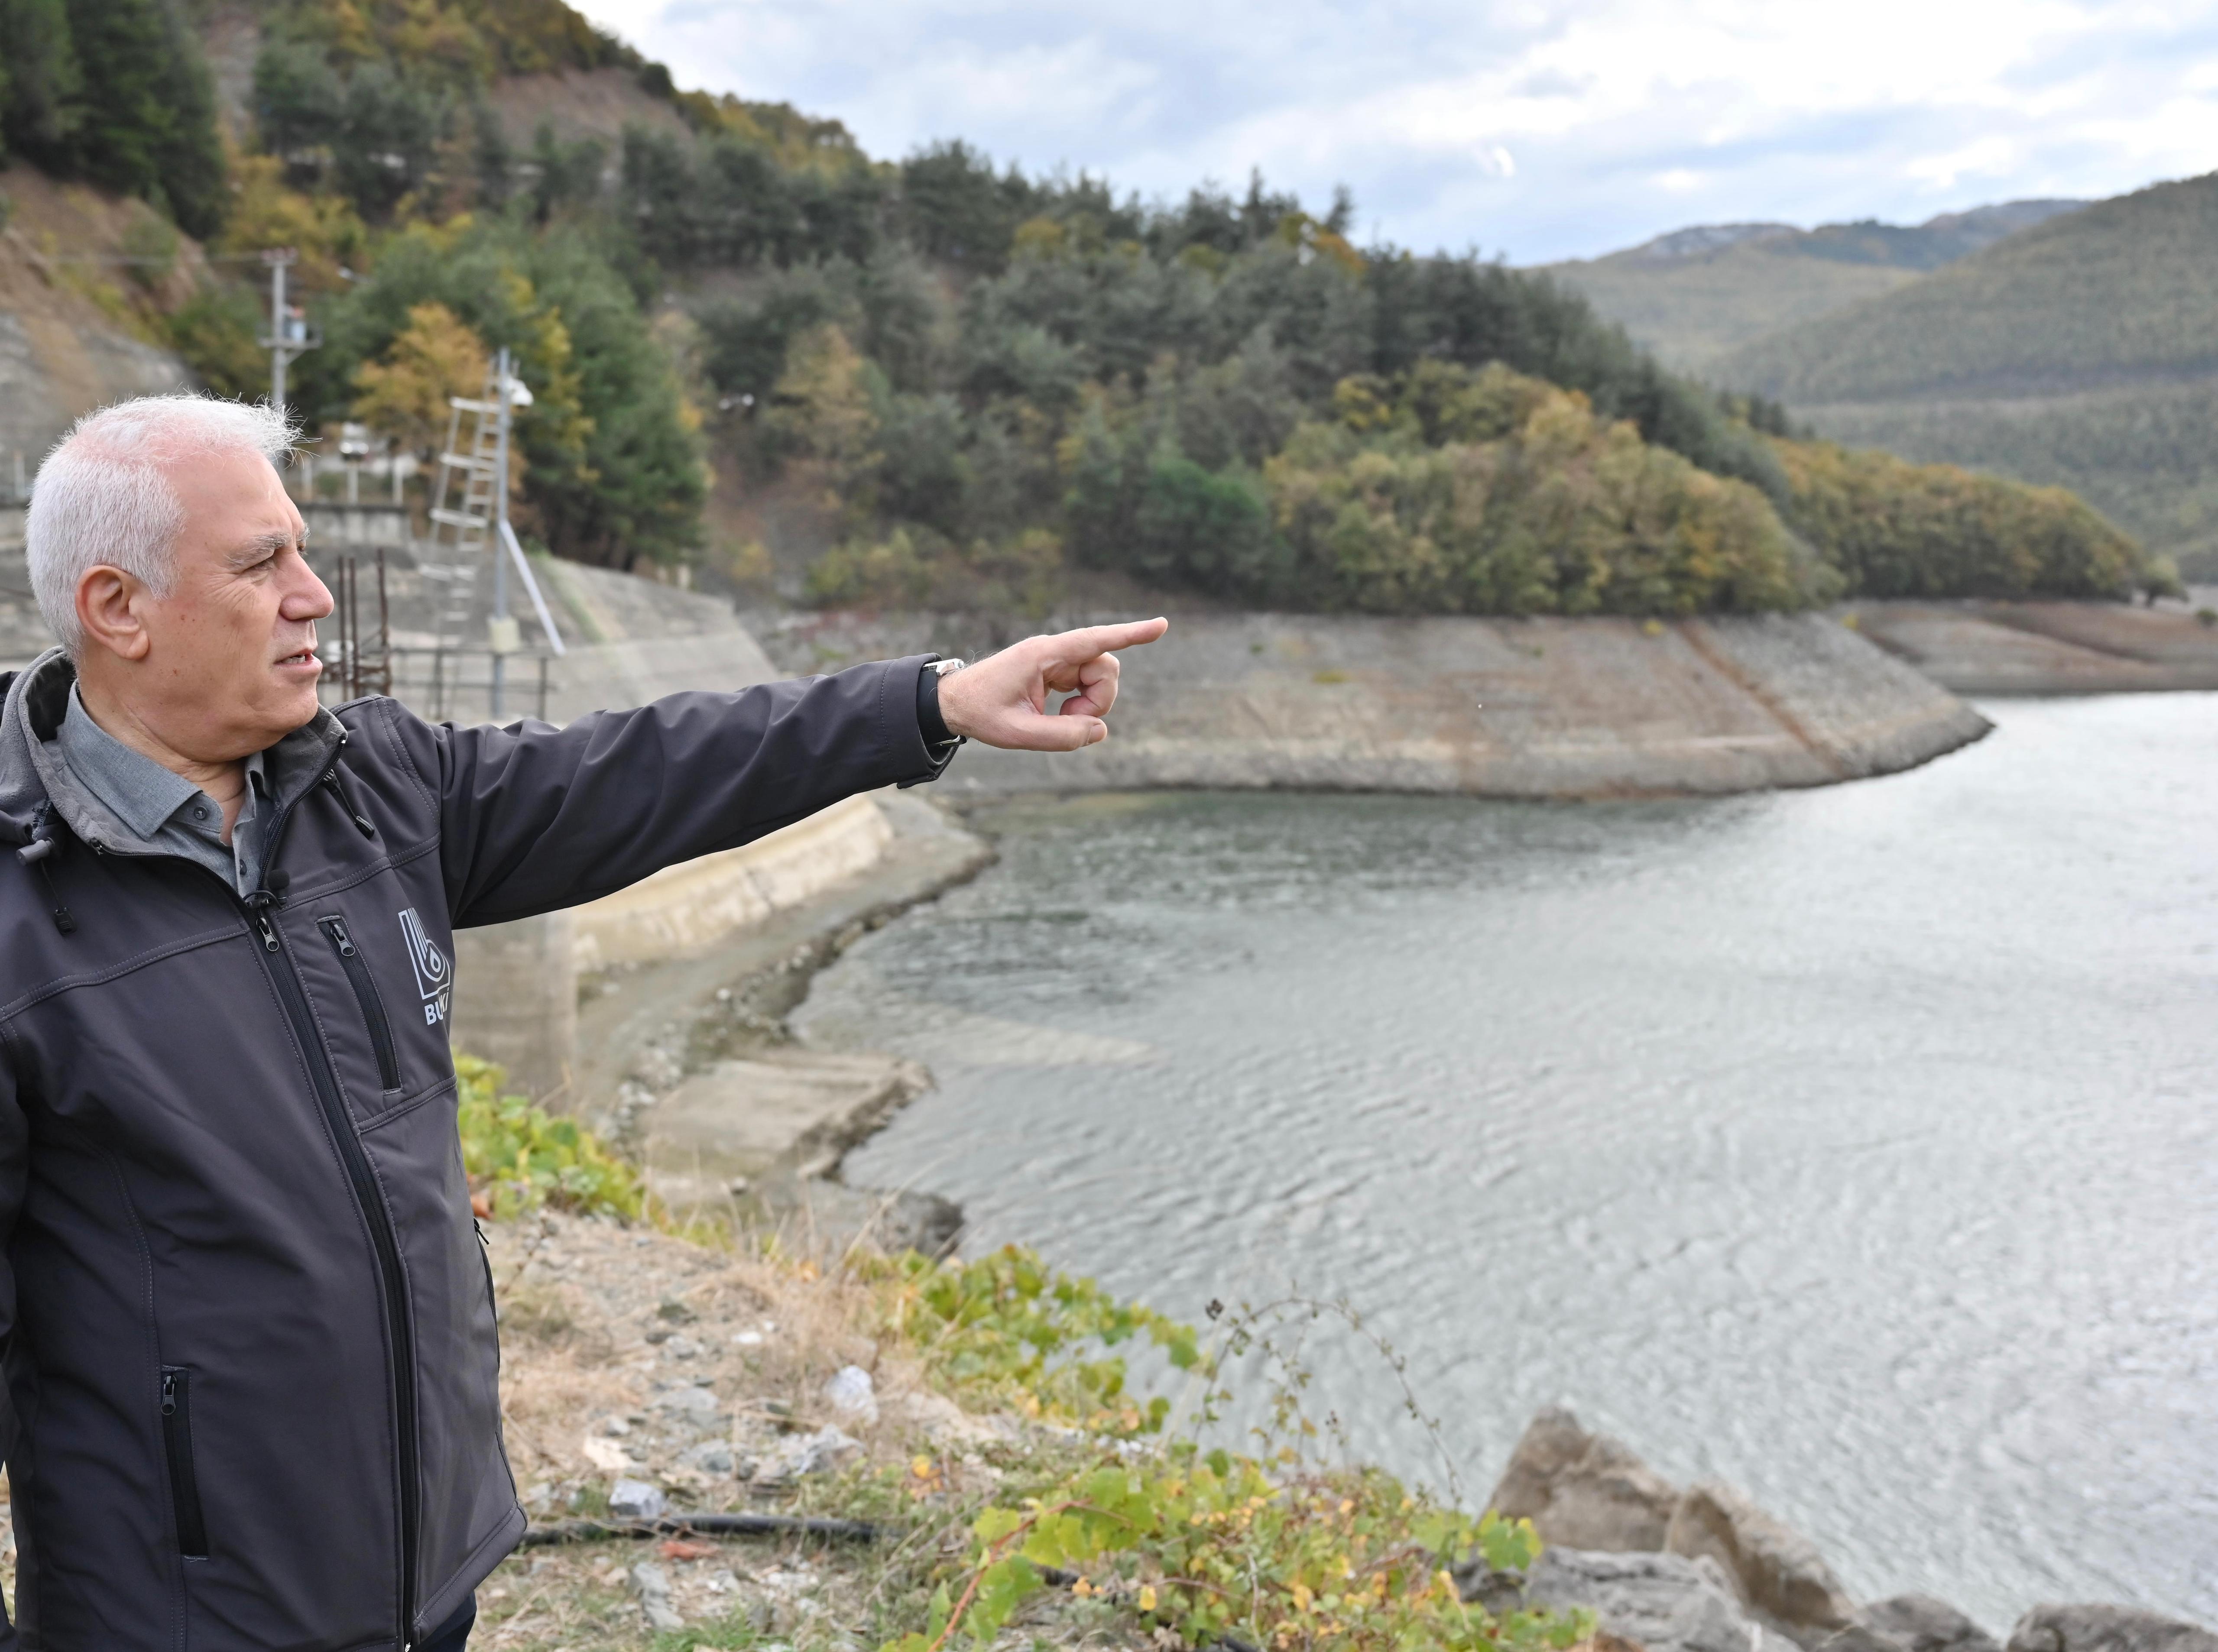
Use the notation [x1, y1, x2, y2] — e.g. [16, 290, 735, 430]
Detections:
[26, 395, 297, 657]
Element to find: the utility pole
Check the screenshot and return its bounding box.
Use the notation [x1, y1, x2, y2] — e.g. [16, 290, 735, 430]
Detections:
[486, 348, 532, 719]
[257, 249, 318, 419]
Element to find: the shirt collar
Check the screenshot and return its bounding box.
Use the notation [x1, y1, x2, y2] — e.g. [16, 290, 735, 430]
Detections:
[58, 686, 266, 843]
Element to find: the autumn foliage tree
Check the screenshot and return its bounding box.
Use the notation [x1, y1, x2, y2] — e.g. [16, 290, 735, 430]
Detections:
[350, 300, 492, 459]
[1770, 437, 2169, 601]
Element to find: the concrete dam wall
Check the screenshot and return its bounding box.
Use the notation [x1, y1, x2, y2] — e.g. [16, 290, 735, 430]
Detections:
[928, 610, 1992, 799]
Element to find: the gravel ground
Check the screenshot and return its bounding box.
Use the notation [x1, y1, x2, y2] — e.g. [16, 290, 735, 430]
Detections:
[478, 1211, 1148, 1650]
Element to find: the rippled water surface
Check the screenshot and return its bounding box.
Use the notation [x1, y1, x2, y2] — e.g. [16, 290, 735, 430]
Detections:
[798, 695, 2218, 1629]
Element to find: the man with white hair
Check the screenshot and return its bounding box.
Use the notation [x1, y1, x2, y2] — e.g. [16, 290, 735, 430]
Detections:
[0, 394, 1165, 1649]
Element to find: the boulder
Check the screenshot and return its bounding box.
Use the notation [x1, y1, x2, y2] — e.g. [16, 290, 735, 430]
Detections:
[1827, 1595, 2002, 1652]
[1488, 1406, 1681, 1552]
[2007, 1606, 2218, 1652]
[1510, 1546, 1806, 1652]
[1666, 1480, 1856, 1637]
[608, 1478, 667, 1520]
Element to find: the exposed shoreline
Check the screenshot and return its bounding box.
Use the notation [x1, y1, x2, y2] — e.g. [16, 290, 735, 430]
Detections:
[1845, 593, 2218, 696]
[762, 609, 1994, 800]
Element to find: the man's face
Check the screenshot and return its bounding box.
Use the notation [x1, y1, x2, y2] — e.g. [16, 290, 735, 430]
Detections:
[136, 448, 332, 761]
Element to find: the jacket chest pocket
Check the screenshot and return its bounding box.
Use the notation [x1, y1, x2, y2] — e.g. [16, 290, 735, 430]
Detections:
[319, 916, 400, 1090]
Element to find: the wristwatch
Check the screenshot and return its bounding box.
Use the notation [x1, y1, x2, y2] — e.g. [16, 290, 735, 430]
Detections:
[911, 657, 967, 778]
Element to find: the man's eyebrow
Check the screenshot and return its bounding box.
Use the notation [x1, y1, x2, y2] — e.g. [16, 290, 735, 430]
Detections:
[226, 528, 303, 568]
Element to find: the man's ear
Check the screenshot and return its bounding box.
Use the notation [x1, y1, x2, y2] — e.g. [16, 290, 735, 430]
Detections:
[76, 566, 153, 663]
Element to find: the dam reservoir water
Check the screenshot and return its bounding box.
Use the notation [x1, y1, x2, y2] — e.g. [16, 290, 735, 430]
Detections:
[796, 693, 2218, 1630]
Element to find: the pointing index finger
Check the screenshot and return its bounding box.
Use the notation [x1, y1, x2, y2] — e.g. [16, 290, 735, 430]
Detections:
[1047, 616, 1169, 661]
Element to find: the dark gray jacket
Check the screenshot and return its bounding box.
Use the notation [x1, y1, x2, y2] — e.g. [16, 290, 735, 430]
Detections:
[0, 647, 952, 1649]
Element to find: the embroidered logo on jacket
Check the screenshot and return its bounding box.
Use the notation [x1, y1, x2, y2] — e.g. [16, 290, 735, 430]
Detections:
[396, 908, 451, 1025]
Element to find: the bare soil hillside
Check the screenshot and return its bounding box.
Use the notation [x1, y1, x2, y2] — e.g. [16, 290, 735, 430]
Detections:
[0, 165, 199, 467]
[488, 68, 697, 151]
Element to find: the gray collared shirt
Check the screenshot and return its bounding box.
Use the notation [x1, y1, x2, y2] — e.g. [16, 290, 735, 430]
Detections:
[56, 687, 269, 896]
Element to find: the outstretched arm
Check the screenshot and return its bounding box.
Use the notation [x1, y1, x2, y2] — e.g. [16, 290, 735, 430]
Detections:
[425, 619, 1169, 928]
[432, 656, 945, 928]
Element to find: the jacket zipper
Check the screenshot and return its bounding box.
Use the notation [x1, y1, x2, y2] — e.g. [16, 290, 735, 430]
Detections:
[320, 916, 401, 1089]
[243, 761, 421, 1643]
[159, 1367, 210, 1558]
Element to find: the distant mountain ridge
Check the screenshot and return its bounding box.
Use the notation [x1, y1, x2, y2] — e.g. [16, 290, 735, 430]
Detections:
[1610, 201, 2083, 271]
[1712, 170, 2218, 574]
[1536, 199, 2084, 373]
[1717, 178, 2218, 400]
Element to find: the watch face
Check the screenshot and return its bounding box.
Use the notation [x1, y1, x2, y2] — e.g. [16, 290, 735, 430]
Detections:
[933, 658, 968, 675]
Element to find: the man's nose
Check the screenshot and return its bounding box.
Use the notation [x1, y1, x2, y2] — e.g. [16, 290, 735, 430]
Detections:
[283, 557, 334, 622]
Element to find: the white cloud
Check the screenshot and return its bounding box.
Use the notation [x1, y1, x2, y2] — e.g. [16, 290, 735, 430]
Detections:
[566, 0, 2218, 260]
[1907, 135, 2021, 189]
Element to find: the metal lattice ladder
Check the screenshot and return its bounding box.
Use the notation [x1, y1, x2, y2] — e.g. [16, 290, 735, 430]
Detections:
[419, 381, 504, 650]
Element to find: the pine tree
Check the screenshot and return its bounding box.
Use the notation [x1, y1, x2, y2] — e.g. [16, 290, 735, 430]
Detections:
[52, 0, 225, 236]
[0, 0, 85, 163]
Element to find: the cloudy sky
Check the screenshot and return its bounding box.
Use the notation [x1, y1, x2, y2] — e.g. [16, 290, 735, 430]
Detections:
[565, 0, 2218, 263]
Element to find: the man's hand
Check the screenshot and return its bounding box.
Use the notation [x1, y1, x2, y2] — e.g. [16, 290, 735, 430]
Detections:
[937, 617, 1170, 751]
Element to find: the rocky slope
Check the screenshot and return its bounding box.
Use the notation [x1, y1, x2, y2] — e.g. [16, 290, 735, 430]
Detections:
[185, 1215, 2215, 1652]
[0, 164, 198, 478]
[1477, 1408, 2217, 1652]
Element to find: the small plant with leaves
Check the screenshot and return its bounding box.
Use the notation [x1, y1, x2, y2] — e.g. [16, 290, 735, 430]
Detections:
[859, 1262, 1588, 1652]
[885, 1447, 1579, 1652]
[867, 1245, 1205, 1437]
[455, 1054, 646, 1221]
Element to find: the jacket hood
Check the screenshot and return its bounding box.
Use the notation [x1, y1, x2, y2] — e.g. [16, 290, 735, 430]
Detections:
[0, 646, 347, 859]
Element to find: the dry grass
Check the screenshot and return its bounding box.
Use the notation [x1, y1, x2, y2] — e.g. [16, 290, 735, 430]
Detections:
[480, 1211, 1049, 1650]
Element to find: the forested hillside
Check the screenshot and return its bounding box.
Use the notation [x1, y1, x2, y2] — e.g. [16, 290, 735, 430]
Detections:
[1716, 173, 2218, 575]
[0, 0, 227, 236]
[0, 0, 2175, 607]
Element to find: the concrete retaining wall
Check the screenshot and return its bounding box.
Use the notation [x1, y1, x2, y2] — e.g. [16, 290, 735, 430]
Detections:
[447, 910, 578, 1104]
[936, 611, 1990, 799]
[450, 794, 898, 1099]
[1845, 598, 2218, 695]
[301, 501, 412, 549]
[570, 794, 893, 972]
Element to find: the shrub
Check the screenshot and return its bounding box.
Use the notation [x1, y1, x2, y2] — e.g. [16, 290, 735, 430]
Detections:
[1132, 446, 1277, 593]
[454, 1054, 644, 1221]
[1771, 435, 2170, 599]
[166, 285, 269, 400]
[863, 1248, 1588, 1652]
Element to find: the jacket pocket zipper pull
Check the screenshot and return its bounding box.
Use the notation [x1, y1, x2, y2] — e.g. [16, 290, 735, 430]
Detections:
[161, 1370, 177, 1416]
[329, 919, 356, 957]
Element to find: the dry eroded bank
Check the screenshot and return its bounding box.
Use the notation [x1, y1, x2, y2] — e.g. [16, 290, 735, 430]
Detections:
[800, 611, 1994, 800]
